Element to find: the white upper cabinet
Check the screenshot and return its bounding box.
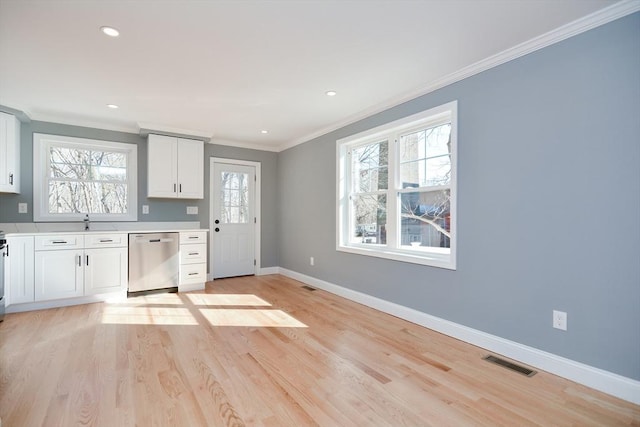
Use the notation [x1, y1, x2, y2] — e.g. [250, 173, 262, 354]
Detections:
[147, 134, 204, 199]
[0, 112, 21, 193]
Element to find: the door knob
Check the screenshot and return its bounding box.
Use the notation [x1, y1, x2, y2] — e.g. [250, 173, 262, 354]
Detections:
[215, 227, 220, 232]
[215, 219, 220, 224]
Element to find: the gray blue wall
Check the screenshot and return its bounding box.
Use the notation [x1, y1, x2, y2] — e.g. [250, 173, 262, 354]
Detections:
[0, 121, 279, 268]
[1, 12, 637, 380]
[277, 13, 640, 379]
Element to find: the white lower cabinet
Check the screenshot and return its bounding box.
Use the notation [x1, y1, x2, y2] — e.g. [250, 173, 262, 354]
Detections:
[33, 233, 128, 302]
[84, 247, 128, 295]
[35, 249, 84, 301]
[5, 236, 35, 305]
[179, 231, 208, 291]
[5, 229, 205, 311]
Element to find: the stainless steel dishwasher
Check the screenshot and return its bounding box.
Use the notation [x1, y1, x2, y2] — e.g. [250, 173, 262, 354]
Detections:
[128, 232, 179, 295]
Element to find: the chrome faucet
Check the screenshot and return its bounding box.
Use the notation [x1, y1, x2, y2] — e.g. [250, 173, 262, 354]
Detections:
[84, 214, 90, 231]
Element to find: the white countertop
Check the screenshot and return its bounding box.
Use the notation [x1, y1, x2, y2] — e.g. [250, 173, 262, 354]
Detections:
[0, 221, 208, 236]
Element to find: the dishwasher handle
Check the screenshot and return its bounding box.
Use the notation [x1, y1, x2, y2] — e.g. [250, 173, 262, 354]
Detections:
[134, 237, 176, 244]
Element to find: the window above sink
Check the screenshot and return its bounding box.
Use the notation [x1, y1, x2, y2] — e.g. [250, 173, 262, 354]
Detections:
[33, 133, 138, 222]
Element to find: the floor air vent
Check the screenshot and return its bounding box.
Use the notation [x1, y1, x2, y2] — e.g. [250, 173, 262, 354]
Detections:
[483, 355, 537, 377]
[301, 285, 317, 291]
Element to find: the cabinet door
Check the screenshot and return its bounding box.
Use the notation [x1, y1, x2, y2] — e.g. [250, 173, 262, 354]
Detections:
[0, 112, 20, 193]
[177, 138, 203, 199]
[6, 236, 35, 305]
[35, 250, 84, 301]
[84, 247, 127, 295]
[148, 134, 178, 198]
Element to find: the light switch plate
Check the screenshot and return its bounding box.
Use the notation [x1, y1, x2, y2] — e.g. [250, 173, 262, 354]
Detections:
[187, 206, 198, 215]
[18, 202, 28, 213]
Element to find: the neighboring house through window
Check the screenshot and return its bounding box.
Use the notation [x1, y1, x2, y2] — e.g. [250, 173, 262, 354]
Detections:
[337, 101, 457, 269]
[33, 133, 138, 222]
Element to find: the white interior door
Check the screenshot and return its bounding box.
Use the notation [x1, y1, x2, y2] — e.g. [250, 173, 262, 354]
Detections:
[212, 161, 256, 278]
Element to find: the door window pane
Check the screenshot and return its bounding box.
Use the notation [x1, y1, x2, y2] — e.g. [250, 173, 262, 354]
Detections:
[220, 172, 249, 223]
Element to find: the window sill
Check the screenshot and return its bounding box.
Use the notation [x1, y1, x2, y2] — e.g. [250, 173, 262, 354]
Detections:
[337, 244, 456, 270]
[34, 213, 138, 222]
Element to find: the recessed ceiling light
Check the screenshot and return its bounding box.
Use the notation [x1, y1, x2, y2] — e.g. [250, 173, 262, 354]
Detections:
[107, 104, 119, 109]
[100, 26, 120, 37]
[326, 90, 337, 96]
[261, 130, 268, 134]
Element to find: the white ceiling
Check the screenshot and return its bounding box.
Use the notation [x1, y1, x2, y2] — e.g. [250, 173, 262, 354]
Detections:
[0, 0, 628, 151]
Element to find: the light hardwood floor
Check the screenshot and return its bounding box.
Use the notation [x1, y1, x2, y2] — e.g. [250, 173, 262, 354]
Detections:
[1, 274, 638, 426]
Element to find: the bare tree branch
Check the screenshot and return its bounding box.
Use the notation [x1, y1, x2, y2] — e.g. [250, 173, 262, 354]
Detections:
[400, 212, 451, 238]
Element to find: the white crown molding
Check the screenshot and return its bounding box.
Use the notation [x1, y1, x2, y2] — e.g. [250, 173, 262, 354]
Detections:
[278, 267, 640, 405]
[28, 112, 139, 134]
[137, 122, 211, 141]
[0, 104, 32, 122]
[209, 138, 281, 152]
[279, 0, 640, 152]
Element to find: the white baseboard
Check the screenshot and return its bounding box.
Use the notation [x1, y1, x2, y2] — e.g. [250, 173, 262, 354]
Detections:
[258, 266, 280, 276]
[6, 291, 127, 313]
[178, 282, 205, 293]
[278, 267, 640, 405]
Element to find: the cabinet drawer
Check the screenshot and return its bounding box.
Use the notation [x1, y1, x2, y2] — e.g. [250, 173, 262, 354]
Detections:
[179, 263, 207, 285]
[180, 243, 207, 264]
[84, 233, 127, 249]
[35, 234, 84, 251]
[180, 231, 207, 244]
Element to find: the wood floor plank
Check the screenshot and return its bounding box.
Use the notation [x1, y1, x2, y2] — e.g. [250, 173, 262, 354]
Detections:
[1, 274, 638, 426]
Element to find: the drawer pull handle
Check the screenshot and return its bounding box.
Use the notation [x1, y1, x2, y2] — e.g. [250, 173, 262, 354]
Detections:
[52, 240, 68, 244]
[188, 252, 199, 255]
[99, 239, 113, 243]
[188, 272, 199, 276]
[188, 236, 198, 239]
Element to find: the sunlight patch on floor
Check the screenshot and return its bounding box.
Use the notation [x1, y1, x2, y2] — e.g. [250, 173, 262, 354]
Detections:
[185, 293, 272, 307]
[113, 293, 186, 306]
[101, 306, 198, 325]
[199, 308, 308, 328]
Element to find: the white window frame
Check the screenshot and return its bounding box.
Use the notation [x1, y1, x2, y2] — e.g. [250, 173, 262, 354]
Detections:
[33, 133, 138, 222]
[337, 101, 457, 270]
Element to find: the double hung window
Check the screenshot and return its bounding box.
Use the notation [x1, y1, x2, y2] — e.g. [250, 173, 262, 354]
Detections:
[337, 101, 457, 269]
[33, 133, 138, 222]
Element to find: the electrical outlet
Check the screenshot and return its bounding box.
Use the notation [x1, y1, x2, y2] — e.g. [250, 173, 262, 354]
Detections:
[18, 202, 28, 213]
[310, 257, 314, 266]
[142, 205, 149, 214]
[553, 310, 567, 331]
[187, 206, 198, 215]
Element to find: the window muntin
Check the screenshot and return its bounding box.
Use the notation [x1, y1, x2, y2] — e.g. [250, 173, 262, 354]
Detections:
[34, 134, 138, 222]
[337, 101, 457, 269]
